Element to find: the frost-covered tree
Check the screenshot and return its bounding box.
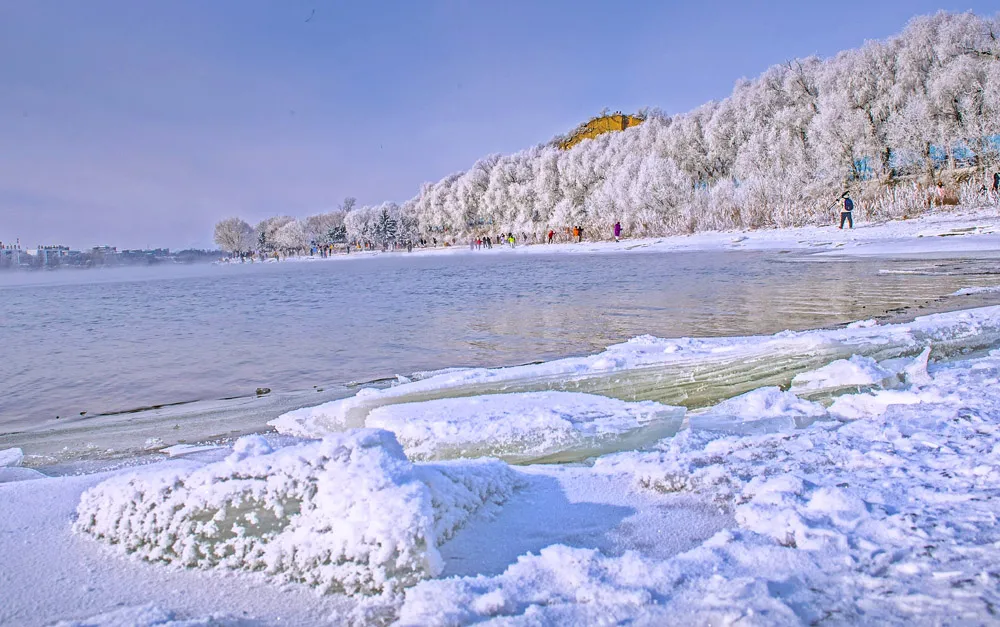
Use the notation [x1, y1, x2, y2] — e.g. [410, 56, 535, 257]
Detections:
[241, 11, 1000, 245]
[255, 216, 294, 254]
[372, 203, 399, 249]
[273, 220, 310, 255]
[213, 218, 254, 255]
[304, 211, 347, 246]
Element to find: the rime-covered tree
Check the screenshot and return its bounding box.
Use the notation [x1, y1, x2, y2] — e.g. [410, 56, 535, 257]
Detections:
[241, 11, 1000, 244]
[255, 216, 294, 254]
[373, 204, 399, 249]
[273, 220, 310, 255]
[213, 218, 254, 255]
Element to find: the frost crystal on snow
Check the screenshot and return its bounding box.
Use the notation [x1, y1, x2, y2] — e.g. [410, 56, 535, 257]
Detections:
[74, 429, 521, 595]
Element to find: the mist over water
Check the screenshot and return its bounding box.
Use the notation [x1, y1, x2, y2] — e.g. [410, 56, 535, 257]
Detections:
[3, 250, 1000, 449]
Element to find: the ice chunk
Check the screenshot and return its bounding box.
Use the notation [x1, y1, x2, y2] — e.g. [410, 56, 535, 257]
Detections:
[159, 444, 222, 457]
[365, 391, 685, 464]
[273, 306, 1000, 439]
[0, 447, 24, 467]
[902, 346, 933, 386]
[791, 355, 893, 392]
[689, 387, 826, 434]
[75, 430, 521, 595]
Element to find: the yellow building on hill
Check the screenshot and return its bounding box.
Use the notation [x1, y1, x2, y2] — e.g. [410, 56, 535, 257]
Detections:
[558, 112, 644, 150]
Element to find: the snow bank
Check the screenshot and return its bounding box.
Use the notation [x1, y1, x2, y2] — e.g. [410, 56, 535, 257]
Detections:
[75, 430, 521, 595]
[580, 349, 1000, 622]
[365, 391, 685, 463]
[272, 306, 1000, 439]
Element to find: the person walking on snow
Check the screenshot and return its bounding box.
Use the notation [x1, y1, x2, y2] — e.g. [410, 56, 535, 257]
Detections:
[547, 229, 554, 244]
[613, 221, 622, 242]
[839, 193, 854, 229]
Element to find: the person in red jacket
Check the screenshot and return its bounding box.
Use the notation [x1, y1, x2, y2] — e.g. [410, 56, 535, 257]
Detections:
[547, 229, 555, 244]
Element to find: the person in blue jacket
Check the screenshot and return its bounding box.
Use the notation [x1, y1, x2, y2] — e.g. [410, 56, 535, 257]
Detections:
[839, 193, 854, 229]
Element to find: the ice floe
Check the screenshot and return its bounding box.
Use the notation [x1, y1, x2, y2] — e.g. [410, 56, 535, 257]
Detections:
[365, 391, 685, 463]
[272, 307, 1000, 441]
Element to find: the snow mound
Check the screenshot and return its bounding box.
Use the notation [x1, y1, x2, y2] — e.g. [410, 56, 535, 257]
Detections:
[396, 541, 815, 626]
[790, 354, 893, 391]
[366, 391, 685, 463]
[75, 429, 521, 595]
[396, 545, 672, 625]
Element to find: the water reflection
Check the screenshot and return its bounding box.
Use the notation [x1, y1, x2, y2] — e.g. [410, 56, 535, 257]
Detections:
[3, 250, 1000, 429]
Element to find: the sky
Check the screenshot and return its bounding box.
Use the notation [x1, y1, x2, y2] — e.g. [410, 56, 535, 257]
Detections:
[0, 1, 997, 250]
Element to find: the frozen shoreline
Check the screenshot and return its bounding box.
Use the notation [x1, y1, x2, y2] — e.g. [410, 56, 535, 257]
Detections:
[248, 204, 1000, 265]
[4, 304, 1000, 624]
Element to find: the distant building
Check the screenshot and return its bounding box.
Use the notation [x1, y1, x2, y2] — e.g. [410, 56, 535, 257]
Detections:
[35, 245, 71, 266]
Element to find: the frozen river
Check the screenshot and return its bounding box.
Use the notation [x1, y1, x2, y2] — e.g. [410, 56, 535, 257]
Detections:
[3, 249, 1000, 465]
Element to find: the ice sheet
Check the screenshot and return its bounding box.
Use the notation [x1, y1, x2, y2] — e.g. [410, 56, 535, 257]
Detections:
[365, 391, 685, 463]
[273, 306, 1000, 439]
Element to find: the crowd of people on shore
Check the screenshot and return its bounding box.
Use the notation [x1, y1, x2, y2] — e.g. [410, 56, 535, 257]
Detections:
[467, 222, 625, 250]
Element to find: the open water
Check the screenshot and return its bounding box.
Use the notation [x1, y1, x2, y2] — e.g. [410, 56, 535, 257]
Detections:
[3, 249, 1000, 465]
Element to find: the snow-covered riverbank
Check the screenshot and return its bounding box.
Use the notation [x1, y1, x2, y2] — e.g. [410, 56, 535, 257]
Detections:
[248, 204, 1000, 266]
[4, 305, 1000, 625]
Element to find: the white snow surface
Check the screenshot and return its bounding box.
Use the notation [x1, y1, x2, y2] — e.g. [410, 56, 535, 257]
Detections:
[75, 430, 521, 595]
[8, 304, 1000, 624]
[365, 391, 685, 463]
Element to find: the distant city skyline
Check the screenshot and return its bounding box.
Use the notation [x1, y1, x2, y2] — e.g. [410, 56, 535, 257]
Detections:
[1, 0, 997, 249]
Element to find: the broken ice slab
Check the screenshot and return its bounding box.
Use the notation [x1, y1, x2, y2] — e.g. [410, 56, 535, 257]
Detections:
[271, 306, 1000, 439]
[365, 391, 686, 464]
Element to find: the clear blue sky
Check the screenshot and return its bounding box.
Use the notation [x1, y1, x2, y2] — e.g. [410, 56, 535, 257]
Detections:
[1, 0, 996, 249]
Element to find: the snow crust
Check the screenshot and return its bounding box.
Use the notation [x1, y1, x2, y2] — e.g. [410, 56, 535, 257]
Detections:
[365, 391, 685, 463]
[75, 430, 521, 595]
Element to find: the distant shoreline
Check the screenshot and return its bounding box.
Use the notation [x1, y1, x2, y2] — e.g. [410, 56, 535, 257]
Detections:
[220, 204, 1000, 266]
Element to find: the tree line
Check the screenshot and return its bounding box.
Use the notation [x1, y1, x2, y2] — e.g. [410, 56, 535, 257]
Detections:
[217, 12, 1000, 256]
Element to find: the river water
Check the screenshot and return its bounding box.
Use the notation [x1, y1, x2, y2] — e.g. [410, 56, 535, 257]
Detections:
[3, 249, 1000, 465]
